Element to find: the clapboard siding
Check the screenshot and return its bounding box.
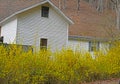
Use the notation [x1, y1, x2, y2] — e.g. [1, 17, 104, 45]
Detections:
[17, 4, 68, 51]
[1, 17, 17, 44]
[68, 40, 89, 51]
[68, 40, 110, 52]
[99, 42, 109, 52]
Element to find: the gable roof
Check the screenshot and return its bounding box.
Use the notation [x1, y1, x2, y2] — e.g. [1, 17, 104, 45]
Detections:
[0, 0, 43, 23]
[0, 0, 73, 25]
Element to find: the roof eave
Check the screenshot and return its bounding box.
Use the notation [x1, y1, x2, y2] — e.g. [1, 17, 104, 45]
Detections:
[0, 0, 48, 25]
[69, 35, 111, 42]
[47, 0, 74, 25]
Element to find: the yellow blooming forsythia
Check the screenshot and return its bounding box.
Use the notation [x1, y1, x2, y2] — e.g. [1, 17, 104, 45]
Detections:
[0, 43, 120, 84]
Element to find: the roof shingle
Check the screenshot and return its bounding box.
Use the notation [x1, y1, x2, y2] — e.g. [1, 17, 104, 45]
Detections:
[0, 0, 44, 22]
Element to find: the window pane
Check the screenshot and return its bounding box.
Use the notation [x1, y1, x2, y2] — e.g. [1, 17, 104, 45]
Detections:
[41, 6, 49, 17]
[40, 38, 47, 50]
[0, 36, 3, 43]
[0, 26, 1, 36]
[89, 41, 92, 51]
[89, 41, 100, 52]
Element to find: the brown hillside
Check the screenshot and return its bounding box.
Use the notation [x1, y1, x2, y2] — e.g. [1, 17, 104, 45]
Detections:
[52, 0, 118, 38]
[0, 0, 119, 38]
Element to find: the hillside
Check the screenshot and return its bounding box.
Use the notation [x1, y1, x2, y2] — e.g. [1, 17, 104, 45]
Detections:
[0, 0, 119, 38]
[52, 0, 118, 38]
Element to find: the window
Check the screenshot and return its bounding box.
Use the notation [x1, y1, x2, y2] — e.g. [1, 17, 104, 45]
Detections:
[0, 27, 3, 43]
[0, 26, 1, 36]
[0, 36, 3, 43]
[41, 6, 49, 18]
[40, 38, 47, 50]
[89, 41, 100, 52]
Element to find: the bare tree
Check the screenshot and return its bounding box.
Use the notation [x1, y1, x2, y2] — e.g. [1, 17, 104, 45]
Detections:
[63, 0, 66, 9]
[97, 0, 104, 12]
[84, 0, 104, 12]
[111, 0, 120, 29]
[77, 0, 80, 11]
[58, 0, 67, 9]
[58, 0, 62, 9]
[89, 0, 94, 5]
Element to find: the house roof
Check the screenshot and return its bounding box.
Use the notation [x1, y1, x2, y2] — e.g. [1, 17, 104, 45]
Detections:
[0, 0, 73, 25]
[0, 0, 119, 39]
[0, 0, 43, 23]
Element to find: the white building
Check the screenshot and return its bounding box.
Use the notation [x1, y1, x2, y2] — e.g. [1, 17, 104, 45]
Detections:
[0, 0, 73, 51]
[0, 0, 117, 52]
[68, 36, 110, 53]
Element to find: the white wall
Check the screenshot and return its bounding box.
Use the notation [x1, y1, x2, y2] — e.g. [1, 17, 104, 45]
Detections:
[1, 17, 17, 44]
[100, 42, 109, 52]
[68, 40, 89, 52]
[17, 3, 68, 51]
[68, 40, 110, 52]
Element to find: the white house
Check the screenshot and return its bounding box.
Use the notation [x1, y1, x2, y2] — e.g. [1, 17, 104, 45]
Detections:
[0, 0, 73, 51]
[0, 0, 118, 52]
[68, 36, 110, 53]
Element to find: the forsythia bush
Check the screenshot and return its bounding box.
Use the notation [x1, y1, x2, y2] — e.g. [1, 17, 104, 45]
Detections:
[0, 43, 120, 84]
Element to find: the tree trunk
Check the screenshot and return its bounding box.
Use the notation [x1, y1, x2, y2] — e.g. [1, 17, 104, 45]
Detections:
[59, 0, 61, 9]
[111, 0, 120, 29]
[77, 0, 80, 10]
[115, 5, 120, 29]
[97, 0, 104, 12]
[63, 0, 66, 9]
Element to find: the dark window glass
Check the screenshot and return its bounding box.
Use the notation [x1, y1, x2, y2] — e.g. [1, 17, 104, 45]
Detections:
[89, 41, 100, 52]
[0, 26, 1, 36]
[40, 38, 47, 50]
[0, 36, 3, 43]
[41, 6, 49, 18]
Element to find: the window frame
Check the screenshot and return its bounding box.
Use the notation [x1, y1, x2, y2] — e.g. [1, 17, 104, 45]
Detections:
[40, 38, 48, 50]
[0, 36, 3, 43]
[89, 41, 100, 52]
[41, 6, 49, 18]
[0, 26, 1, 36]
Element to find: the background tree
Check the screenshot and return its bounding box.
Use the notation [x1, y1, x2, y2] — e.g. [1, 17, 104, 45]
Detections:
[77, 0, 80, 11]
[58, 0, 66, 9]
[111, 0, 120, 29]
[63, 0, 66, 9]
[58, 0, 61, 9]
[97, 0, 104, 12]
